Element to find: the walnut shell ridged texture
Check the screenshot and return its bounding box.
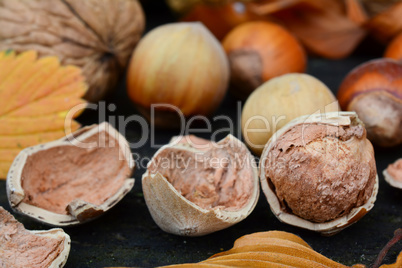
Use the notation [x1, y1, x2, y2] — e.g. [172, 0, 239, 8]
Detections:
[259, 112, 378, 235]
[0, 0, 145, 102]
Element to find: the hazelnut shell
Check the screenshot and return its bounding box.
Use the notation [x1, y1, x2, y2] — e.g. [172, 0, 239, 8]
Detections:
[6, 122, 134, 226]
[0, 206, 71, 268]
[142, 134, 259, 236]
[383, 158, 402, 189]
[259, 112, 378, 235]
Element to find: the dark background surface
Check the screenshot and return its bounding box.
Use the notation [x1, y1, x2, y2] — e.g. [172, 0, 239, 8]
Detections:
[0, 1, 401, 267]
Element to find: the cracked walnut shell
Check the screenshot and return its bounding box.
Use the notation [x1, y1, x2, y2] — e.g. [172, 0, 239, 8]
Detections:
[142, 135, 259, 236]
[6, 122, 134, 226]
[0, 0, 145, 102]
[259, 112, 378, 235]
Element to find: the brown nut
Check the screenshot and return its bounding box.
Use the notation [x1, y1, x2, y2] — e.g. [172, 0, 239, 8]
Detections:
[6, 122, 134, 226]
[241, 73, 339, 156]
[383, 158, 402, 189]
[142, 134, 259, 236]
[0, 206, 70, 267]
[385, 32, 402, 61]
[259, 112, 378, 235]
[337, 58, 402, 147]
[222, 21, 306, 99]
[126, 22, 229, 128]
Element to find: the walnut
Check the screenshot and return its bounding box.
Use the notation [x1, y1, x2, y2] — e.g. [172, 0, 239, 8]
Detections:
[0, 0, 145, 102]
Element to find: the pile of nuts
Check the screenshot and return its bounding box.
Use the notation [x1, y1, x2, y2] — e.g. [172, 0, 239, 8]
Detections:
[1, 0, 401, 267]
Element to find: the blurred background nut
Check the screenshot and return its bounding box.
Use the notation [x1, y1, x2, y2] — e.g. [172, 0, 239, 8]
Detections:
[241, 73, 339, 156]
[337, 58, 402, 147]
[0, 0, 145, 102]
[384, 32, 402, 61]
[222, 21, 307, 99]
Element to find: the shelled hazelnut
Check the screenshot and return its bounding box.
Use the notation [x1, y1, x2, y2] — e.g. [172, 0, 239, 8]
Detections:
[259, 112, 378, 235]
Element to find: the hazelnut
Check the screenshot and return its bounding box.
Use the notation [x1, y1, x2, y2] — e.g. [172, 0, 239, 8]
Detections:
[383, 158, 402, 189]
[6, 122, 134, 226]
[127, 22, 229, 128]
[0, 206, 70, 267]
[142, 135, 259, 236]
[259, 112, 378, 235]
[385, 32, 402, 61]
[337, 58, 402, 147]
[241, 73, 339, 156]
[222, 21, 306, 99]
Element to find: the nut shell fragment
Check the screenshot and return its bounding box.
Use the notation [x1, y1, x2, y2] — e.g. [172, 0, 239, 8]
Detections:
[259, 112, 378, 235]
[383, 158, 402, 189]
[142, 135, 259, 236]
[0, 206, 70, 268]
[6, 122, 134, 226]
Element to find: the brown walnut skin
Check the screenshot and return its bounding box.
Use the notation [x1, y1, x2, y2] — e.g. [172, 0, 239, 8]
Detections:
[0, 0, 145, 102]
[337, 58, 402, 147]
[263, 123, 377, 223]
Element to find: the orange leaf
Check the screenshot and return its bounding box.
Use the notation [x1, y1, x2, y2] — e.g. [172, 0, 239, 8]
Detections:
[380, 251, 402, 268]
[345, 0, 368, 25]
[366, 2, 402, 43]
[0, 50, 88, 178]
[160, 231, 348, 268]
[250, 0, 367, 59]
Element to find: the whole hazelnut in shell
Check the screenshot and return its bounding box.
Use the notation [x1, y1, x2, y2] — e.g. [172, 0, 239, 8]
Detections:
[259, 112, 378, 235]
[337, 58, 402, 147]
[0, 0, 145, 102]
[222, 21, 306, 99]
[127, 22, 229, 128]
[241, 73, 339, 156]
[142, 134, 259, 236]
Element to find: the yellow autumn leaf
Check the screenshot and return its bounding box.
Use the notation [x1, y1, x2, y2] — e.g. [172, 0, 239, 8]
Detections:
[160, 231, 402, 268]
[0, 50, 88, 179]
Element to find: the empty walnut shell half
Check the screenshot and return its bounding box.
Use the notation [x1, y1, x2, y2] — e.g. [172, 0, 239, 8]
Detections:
[6, 122, 134, 226]
[383, 158, 402, 189]
[142, 135, 259, 236]
[0, 206, 70, 268]
[259, 112, 378, 235]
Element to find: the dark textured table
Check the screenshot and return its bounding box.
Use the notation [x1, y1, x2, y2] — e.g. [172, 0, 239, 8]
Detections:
[0, 2, 401, 268]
